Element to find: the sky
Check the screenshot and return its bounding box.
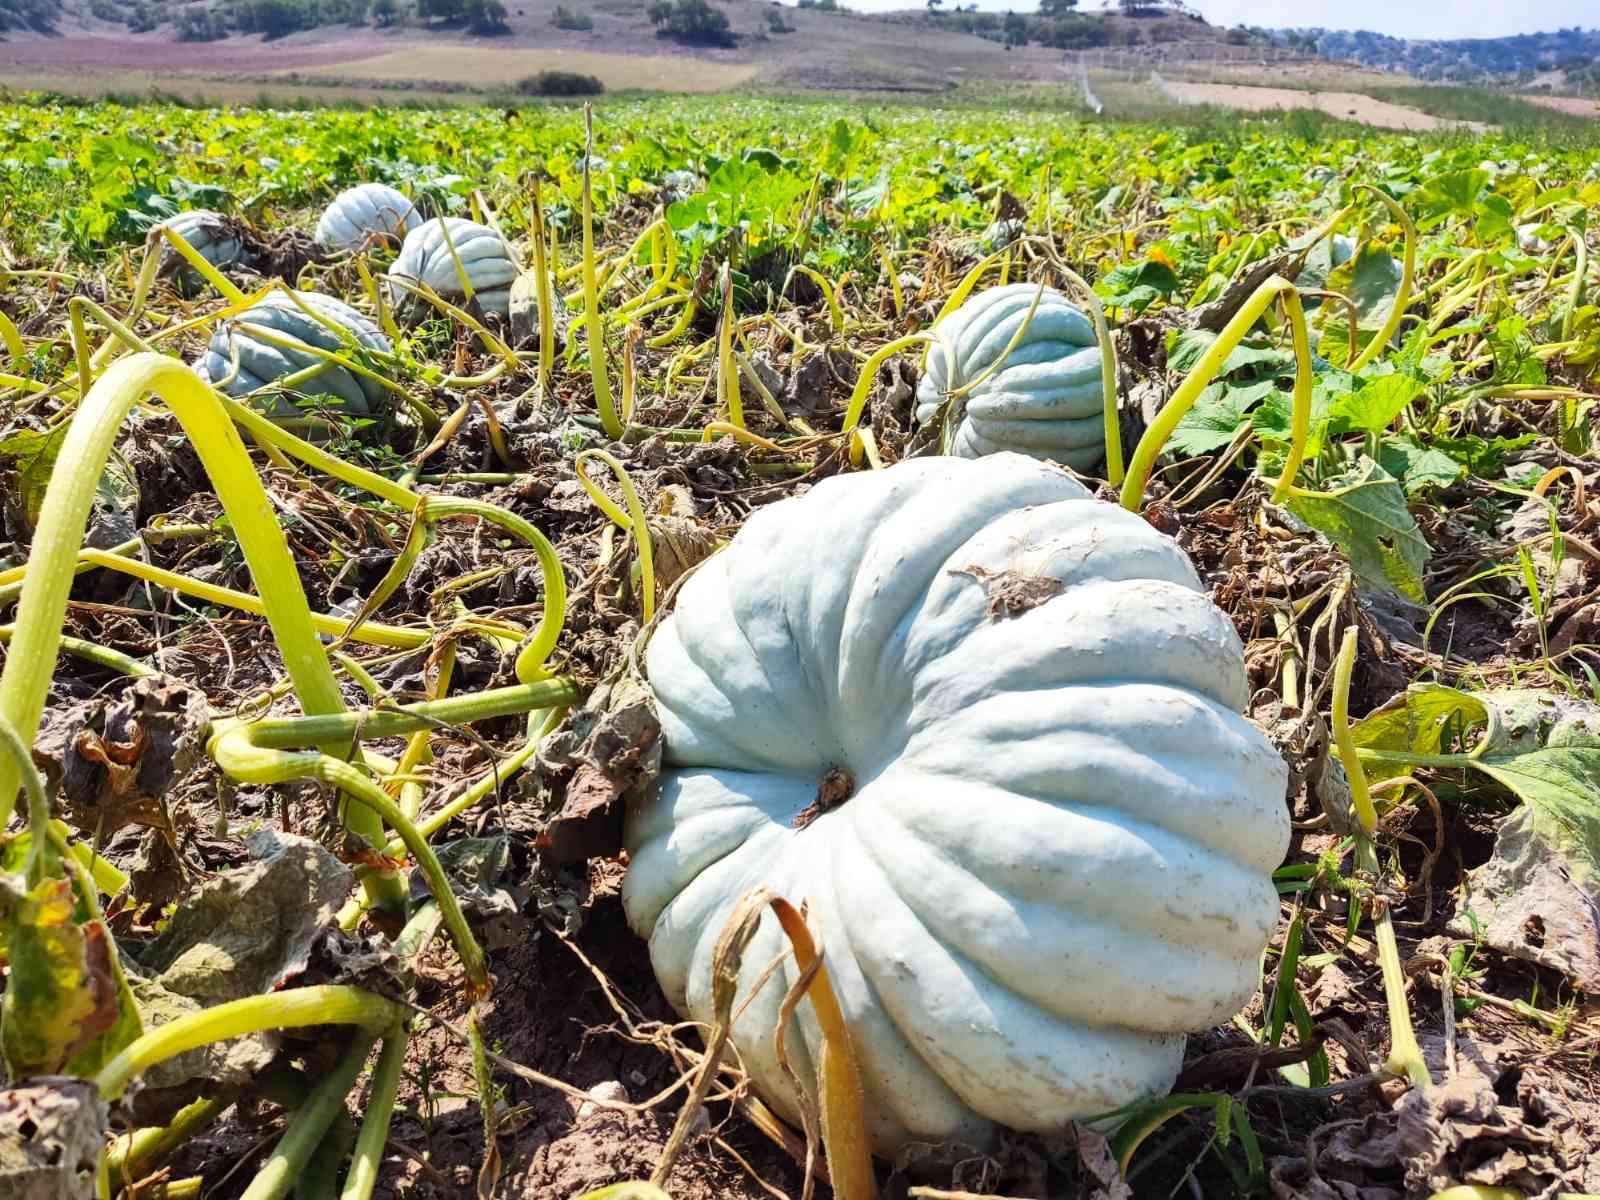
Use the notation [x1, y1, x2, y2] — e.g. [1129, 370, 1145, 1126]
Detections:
[821, 0, 1596, 40]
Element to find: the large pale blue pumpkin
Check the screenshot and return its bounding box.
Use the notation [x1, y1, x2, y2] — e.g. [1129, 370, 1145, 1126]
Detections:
[625, 452, 1289, 1155]
[915, 283, 1105, 469]
[195, 291, 390, 419]
[385, 217, 517, 323]
[315, 183, 421, 252]
[153, 210, 247, 297]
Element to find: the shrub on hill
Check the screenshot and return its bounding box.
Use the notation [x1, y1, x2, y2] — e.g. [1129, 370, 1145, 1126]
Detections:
[517, 69, 605, 95]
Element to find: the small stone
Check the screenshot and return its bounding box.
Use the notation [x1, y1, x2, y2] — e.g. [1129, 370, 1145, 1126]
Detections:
[576, 1079, 629, 1121]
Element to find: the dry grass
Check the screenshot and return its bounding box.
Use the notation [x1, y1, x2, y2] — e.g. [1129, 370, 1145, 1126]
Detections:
[0, 66, 474, 105]
[272, 46, 760, 92]
[1520, 93, 1600, 118]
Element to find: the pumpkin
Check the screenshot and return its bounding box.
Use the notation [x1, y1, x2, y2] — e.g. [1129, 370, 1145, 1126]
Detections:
[153, 210, 247, 297]
[195, 290, 391, 419]
[1517, 223, 1555, 255]
[385, 217, 517, 323]
[624, 452, 1289, 1154]
[507, 270, 568, 351]
[914, 283, 1105, 469]
[315, 183, 421, 252]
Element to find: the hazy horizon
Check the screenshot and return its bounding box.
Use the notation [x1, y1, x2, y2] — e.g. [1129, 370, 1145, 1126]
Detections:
[806, 0, 1596, 40]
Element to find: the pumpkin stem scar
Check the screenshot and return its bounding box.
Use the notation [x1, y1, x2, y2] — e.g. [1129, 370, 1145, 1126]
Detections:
[949, 563, 1066, 620]
[794, 765, 855, 829]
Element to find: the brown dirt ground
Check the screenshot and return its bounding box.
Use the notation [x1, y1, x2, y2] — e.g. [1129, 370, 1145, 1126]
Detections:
[1156, 80, 1487, 132]
[1519, 92, 1600, 118]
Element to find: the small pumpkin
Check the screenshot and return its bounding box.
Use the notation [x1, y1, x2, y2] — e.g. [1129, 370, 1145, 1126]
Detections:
[315, 183, 421, 252]
[915, 283, 1105, 469]
[153, 210, 247, 297]
[1517, 222, 1556, 256]
[625, 452, 1289, 1155]
[195, 290, 391, 419]
[507, 270, 568, 351]
[386, 217, 517, 323]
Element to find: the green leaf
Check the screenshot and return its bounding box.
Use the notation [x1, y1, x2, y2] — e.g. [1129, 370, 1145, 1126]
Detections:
[1352, 684, 1488, 755]
[1286, 458, 1431, 602]
[1475, 193, 1515, 244]
[1429, 431, 1537, 476]
[1327, 373, 1426, 436]
[1327, 242, 1402, 328]
[0, 425, 71, 526]
[1168, 329, 1292, 377]
[1418, 168, 1490, 220]
[574, 1186, 673, 1200]
[1378, 435, 1466, 495]
[1170, 383, 1254, 455]
[1097, 259, 1180, 312]
[1253, 379, 1335, 446]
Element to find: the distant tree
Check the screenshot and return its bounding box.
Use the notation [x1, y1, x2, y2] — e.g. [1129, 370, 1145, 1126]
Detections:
[416, 0, 463, 23]
[926, 0, 942, 10]
[1036, 0, 1075, 13]
[230, 0, 317, 38]
[650, 0, 735, 47]
[175, 4, 227, 40]
[465, 0, 506, 33]
[369, 0, 397, 25]
[1002, 9, 1026, 46]
[551, 2, 591, 29]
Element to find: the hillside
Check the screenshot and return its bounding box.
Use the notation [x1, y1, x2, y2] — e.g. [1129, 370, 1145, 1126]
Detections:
[0, 0, 1260, 100]
[1263, 25, 1600, 91]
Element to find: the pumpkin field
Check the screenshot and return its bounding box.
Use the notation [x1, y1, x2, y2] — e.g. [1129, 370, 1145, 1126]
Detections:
[1, 93, 1598, 1199]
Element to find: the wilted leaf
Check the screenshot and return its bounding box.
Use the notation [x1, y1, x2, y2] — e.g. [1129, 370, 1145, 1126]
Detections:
[139, 830, 353, 1004]
[410, 836, 520, 953]
[533, 676, 661, 866]
[1472, 749, 1600, 893]
[32, 676, 210, 839]
[1454, 805, 1600, 990]
[0, 876, 128, 1078]
[0, 1078, 107, 1200]
[1286, 458, 1430, 601]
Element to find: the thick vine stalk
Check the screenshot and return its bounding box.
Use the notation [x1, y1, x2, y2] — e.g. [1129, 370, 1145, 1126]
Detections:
[0, 356, 388, 910]
[583, 105, 622, 438]
[1331, 626, 1430, 1092]
[1120, 276, 1311, 512]
[1347, 184, 1416, 374]
[94, 986, 402, 1099]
